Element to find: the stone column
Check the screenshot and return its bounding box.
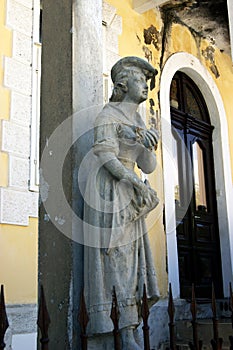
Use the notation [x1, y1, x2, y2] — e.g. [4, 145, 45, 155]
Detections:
[39, 0, 103, 348]
[39, 0, 73, 348]
[72, 1, 103, 345]
[73, 0, 103, 112]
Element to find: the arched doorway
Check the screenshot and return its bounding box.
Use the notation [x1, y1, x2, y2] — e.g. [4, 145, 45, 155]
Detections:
[170, 72, 223, 298]
[160, 53, 233, 299]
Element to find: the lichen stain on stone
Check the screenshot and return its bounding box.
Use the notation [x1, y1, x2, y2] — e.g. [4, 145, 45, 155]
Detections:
[149, 98, 155, 116]
[148, 98, 158, 129]
[202, 45, 220, 78]
[144, 25, 161, 50]
[39, 169, 50, 202]
[142, 45, 152, 62]
[202, 45, 215, 64]
[210, 64, 220, 79]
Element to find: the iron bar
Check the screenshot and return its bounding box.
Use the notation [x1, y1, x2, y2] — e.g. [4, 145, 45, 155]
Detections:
[229, 336, 233, 350]
[141, 283, 150, 350]
[210, 283, 222, 350]
[0, 285, 9, 350]
[110, 286, 122, 350]
[229, 282, 233, 329]
[229, 282, 233, 350]
[189, 284, 202, 350]
[168, 283, 176, 350]
[78, 288, 89, 350]
[5, 282, 233, 348]
[37, 285, 51, 350]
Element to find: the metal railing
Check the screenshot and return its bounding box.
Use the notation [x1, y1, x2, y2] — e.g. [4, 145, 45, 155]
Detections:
[1, 283, 233, 350]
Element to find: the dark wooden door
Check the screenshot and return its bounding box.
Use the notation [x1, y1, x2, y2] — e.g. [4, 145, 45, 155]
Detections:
[170, 72, 223, 299]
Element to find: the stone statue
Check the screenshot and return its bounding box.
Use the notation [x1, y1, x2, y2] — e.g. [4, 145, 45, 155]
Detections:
[83, 56, 160, 349]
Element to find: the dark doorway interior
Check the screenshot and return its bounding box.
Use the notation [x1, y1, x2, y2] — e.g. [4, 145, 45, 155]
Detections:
[170, 72, 223, 299]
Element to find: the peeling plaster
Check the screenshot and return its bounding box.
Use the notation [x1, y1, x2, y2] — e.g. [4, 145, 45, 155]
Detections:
[144, 25, 161, 50]
[169, 0, 230, 55]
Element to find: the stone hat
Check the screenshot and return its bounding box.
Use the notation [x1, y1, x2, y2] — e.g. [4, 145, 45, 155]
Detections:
[111, 56, 158, 90]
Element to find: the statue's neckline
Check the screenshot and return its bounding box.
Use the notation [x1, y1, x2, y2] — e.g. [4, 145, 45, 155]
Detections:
[107, 103, 144, 127]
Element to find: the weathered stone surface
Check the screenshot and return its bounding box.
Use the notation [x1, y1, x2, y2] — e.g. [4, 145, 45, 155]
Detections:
[110, 14, 122, 34]
[6, 0, 32, 35]
[13, 30, 32, 64]
[9, 155, 29, 189]
[27, 191, 39, 218]
[88, 333, 115, 350]
[102, 1, 116, 25]
[4, 57, 32, 95]
[133, 0, 169, 14]
[2, 120, 30, 157]
[6, 304, 37, 333]
[39, 0, 74, 348]
[4, 304, 37, 349]
[135, 299, 170, 349]
[14, 0, 32, 8]
[0, 188, 38, 225]
[11, 92, 31, 125]
[105, 26, 119, 54]
[105, 50, 121, 74]
[4, 328, 12, 350]
[73, 0, 103, 111]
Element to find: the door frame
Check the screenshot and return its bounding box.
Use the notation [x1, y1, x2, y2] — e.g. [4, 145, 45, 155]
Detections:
[160, 52, 233, 298]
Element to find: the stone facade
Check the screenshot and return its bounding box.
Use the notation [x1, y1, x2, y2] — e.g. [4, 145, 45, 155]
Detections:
[37, 0, 233, 348]
[0, 0, 39, 349]
[0, 0, 232, 349]
[0, 0, 39, 226]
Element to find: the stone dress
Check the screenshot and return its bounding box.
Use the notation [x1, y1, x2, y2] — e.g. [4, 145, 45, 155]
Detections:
[83, 102, 159, 335]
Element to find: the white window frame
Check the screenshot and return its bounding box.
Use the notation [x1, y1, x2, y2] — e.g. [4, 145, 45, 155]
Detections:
[29, 0, 41, 191]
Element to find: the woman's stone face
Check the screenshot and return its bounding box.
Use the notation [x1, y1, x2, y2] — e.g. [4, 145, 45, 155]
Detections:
[126, 72, 148, 104]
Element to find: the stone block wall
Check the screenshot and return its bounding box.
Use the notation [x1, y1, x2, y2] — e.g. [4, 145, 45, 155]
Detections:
[0, 0, 40, 348]
[0, 0, 39, 226]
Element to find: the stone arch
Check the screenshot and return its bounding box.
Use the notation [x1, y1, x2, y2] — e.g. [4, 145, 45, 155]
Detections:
[160, 52, 233, 298]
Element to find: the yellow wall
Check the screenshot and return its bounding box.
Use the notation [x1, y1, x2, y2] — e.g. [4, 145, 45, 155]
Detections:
[0, 218, 38, 304]
[0, 0, 38, 304]
[169, 24, 198, 56]
[212, 50, 233, 180]
[0, 152, 8, 187]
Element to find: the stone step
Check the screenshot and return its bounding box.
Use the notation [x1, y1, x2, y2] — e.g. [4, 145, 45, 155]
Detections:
[175, 318, 233, 349]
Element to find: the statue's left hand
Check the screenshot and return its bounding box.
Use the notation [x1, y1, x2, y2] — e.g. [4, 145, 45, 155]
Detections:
[136, 127, 159, 150]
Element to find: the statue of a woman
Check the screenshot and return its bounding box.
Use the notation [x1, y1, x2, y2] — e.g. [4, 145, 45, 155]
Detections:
[83, 56, 160, 349]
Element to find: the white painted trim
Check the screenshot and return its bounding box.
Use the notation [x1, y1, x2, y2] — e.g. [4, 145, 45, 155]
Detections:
[132, 0, 168, 14]
[29, 0, 41, 191]
[160, 52, 233, 298]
